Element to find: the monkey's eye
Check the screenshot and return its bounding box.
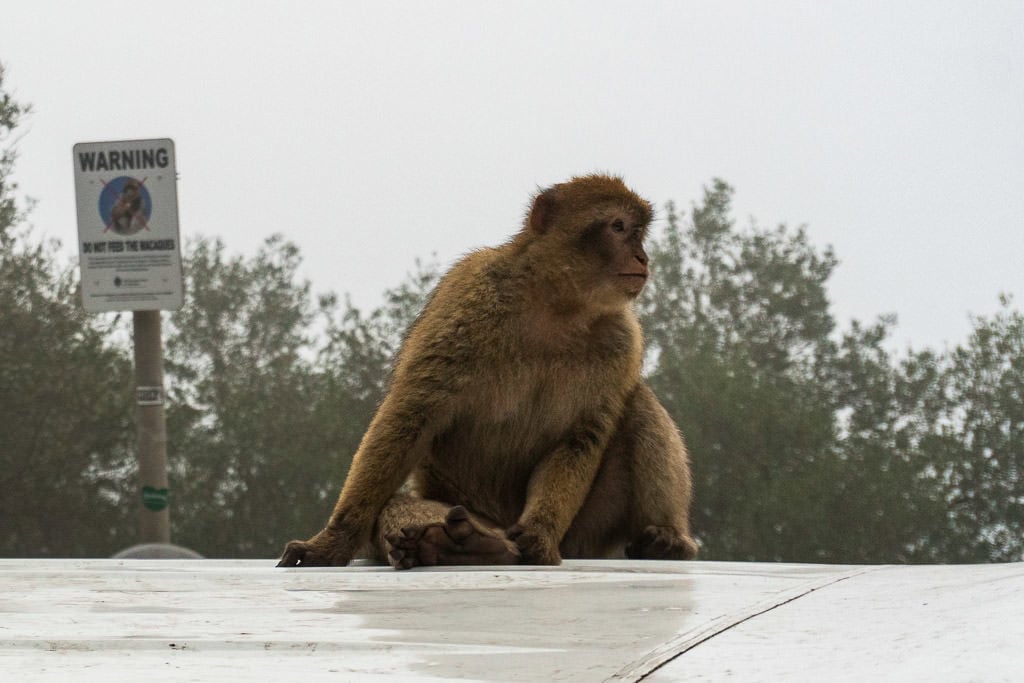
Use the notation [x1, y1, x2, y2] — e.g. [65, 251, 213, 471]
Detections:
[611, 219, 626, 233]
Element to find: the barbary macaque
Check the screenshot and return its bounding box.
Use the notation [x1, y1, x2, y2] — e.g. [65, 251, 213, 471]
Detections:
[278, 174, 698, 568]
[111, 178, 144, 235]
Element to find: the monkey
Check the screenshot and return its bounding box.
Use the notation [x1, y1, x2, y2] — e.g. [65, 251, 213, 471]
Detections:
[278, 174, 698, 569]
[110, 178, 144, 235]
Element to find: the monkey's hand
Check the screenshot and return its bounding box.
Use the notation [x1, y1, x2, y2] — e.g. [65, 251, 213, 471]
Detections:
[506, 523, 562, 565]
[276, 528, 353, 567]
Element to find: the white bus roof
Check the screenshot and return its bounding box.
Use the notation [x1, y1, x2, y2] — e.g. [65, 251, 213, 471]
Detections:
[2, 558, 1021, 681]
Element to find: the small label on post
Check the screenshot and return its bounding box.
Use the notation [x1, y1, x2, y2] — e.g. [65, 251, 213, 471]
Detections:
[136, 386, 164, 406]
[141, 486, 169, 512]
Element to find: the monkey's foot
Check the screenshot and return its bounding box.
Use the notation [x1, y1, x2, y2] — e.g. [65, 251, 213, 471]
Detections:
[506, 523, 562, 565]
[385, 506, 521, 570]
[626, 525, 699, 560]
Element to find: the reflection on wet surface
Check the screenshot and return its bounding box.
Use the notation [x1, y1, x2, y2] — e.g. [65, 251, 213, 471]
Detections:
[347, 580, 692, 681]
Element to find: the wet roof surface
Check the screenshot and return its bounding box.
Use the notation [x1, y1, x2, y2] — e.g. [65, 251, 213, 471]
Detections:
[2, 559, 1021, 681]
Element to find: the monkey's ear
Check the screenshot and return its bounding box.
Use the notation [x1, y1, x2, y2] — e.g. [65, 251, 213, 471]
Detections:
[527, 188, 559, 235]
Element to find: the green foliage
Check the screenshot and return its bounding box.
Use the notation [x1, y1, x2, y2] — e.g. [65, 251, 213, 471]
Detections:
[163, 237, 439, 557]
[0, 65, 29, 234]
[933, 299, 1024, 561]
[0, 67, 136, 557]
[639, 180, 1021, 563]
[0, 233, 137, 557]
[823, 322, 950, 562]
[318, 256, 440, 409]
[165, 236, 335, 556]
[641, 181, 841, 561]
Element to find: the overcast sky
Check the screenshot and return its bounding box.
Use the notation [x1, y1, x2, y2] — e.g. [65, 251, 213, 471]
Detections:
[2, 1, 1021, 350]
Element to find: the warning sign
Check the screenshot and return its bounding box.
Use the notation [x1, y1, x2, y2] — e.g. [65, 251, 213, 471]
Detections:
[73, 138, 184, 312]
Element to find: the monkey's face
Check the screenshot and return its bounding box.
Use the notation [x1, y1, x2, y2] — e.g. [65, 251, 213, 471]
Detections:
[598, 211, 647, 301]
[582, 209, 650, 301]
[524, 174, 653, 306]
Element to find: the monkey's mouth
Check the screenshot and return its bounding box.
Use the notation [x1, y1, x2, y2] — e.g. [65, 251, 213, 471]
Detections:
[618, 273, 648, 295]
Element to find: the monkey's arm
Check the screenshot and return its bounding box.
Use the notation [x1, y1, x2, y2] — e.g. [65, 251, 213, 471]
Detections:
[277, 262, 486, 568]
[508, 410, 619, 565]
[277, 383, 455, 567]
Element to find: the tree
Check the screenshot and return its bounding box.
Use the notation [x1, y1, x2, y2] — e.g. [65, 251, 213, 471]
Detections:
[639, 180, 952, 562]
[933, 298, 1024, 561]
[0, 65, 137, 557]
[163, 235, 440, 557]
[317, 256, 440, 426]
[164, 235, 340, 556]
[824, 320, 950, 562]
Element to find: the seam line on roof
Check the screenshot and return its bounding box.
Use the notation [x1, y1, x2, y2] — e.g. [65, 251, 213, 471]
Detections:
[607, 565, 883, 682]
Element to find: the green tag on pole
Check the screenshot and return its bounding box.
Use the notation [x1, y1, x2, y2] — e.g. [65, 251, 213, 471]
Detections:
[142, 486, 169, 511]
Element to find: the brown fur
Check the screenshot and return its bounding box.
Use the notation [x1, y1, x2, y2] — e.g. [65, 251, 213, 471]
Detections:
[277, 174, 697, 568]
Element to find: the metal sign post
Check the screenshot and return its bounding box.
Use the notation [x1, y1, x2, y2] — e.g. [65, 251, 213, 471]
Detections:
[73, 138, 183, 545]
[133, 310, 170, 543]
